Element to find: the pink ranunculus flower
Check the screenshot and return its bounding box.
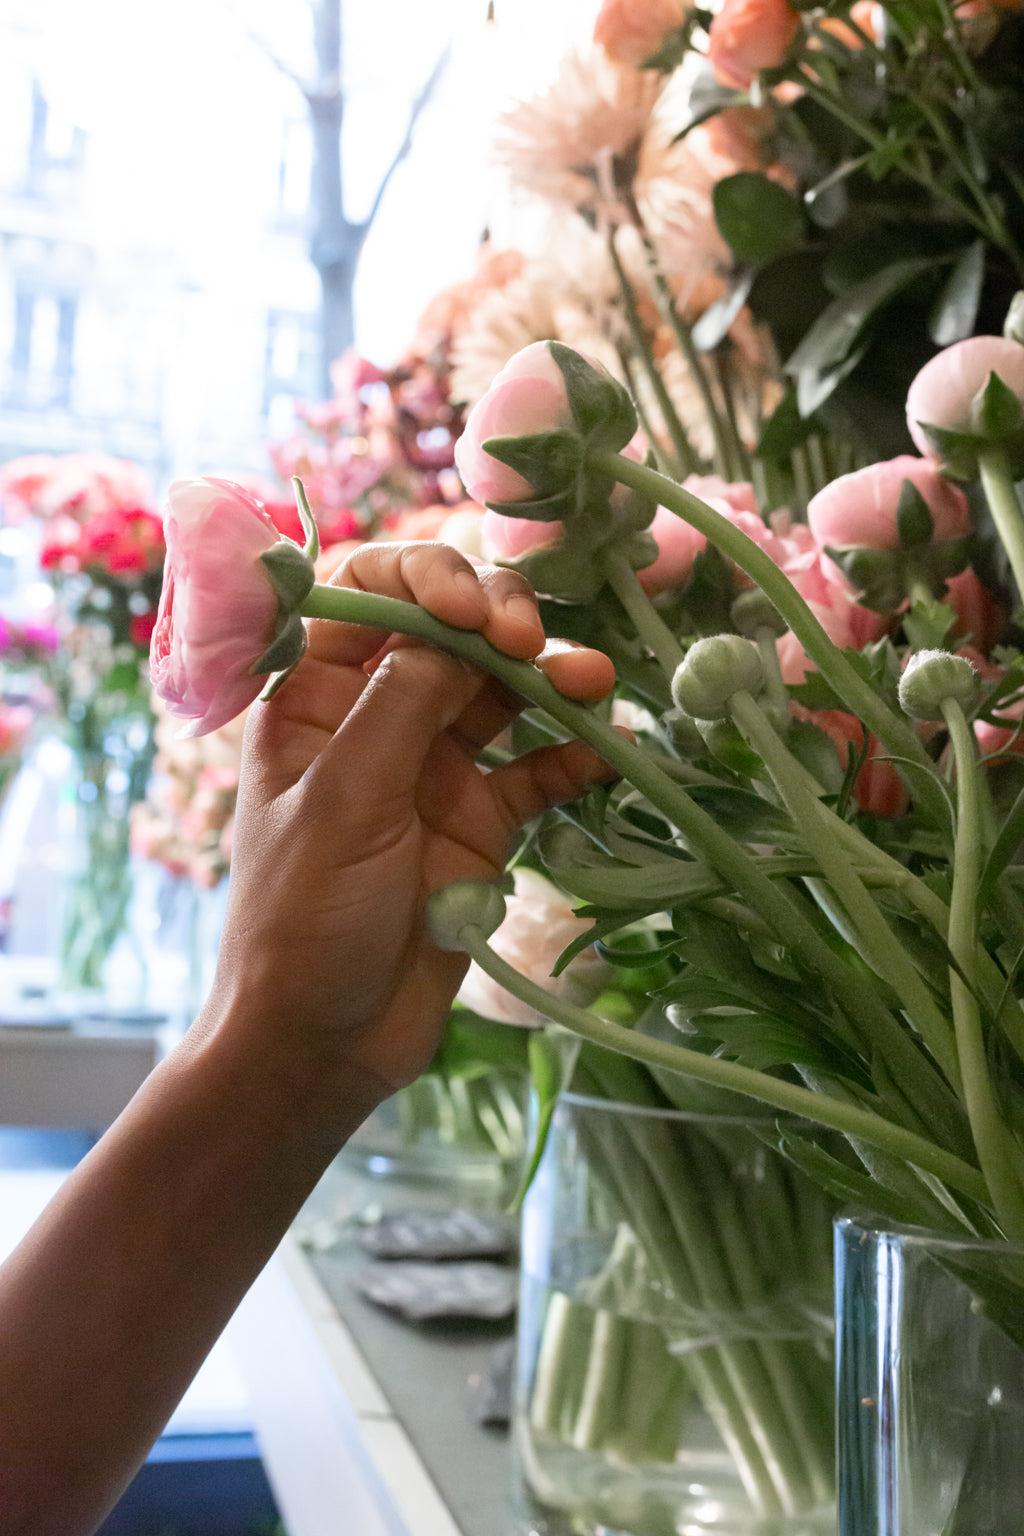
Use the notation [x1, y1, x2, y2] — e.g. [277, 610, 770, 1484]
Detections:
[945, 566, 1006, 652]
[907, 335, 1024, 457]
[807, 456, 971, 552]
[707, 0, 801, 88]
[456, 868, 608, 1027]
[682, 474, 760, 517]
[593, 0, 687, 66]
[480, 508, 564, 562]
[774, 550, 889, 685]
[637, 505, 710, 596]
[635, 482, 764, 597]
[454, 342, 575, 505]
[150, 478, 292, 738]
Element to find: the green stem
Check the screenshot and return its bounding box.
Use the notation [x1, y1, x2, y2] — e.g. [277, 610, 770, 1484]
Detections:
[456, 927, 989, 1206]
[607, 230, 700, 475]
[942, 700, 1024, 1239]
[979, 446, 1024, 607]
[627, 208, 741, 480]
[587, 449, 949, 825]
[730, 688, 962, 1090]
[598, 546, 685, 678]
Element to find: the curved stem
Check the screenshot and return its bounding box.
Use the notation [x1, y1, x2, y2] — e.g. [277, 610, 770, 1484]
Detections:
[457, 926, 989, 1207]
[598, 546, 685, 678]
[942, 699, 1024, 1239]
[979, 445, 1024, 607]
[588, 448, 950, 825]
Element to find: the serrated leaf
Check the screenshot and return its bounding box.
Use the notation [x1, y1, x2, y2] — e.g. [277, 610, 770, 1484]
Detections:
[778, 1130, 945, 1226]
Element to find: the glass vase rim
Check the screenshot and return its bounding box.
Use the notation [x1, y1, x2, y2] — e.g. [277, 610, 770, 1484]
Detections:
[558, 1089, 809, 1127]
[836, 1211, 1024, 1259]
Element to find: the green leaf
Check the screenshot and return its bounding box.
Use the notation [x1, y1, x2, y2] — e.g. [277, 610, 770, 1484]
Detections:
[785, 257, 936, 377]
[692, 270, 755, 351]
[713, 172, 805, 267]
[978, 781, 1024, 915]
[929, 240, 986, 347]
[778, 1130, 946, 1227]
[509, 1032, 574, 1209]
[548, 341, 637, 448]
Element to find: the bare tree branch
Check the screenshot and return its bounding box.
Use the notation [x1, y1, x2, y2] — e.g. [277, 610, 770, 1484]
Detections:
[358, 44, 451, 236]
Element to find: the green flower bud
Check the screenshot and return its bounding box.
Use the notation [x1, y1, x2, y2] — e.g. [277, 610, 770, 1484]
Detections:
[670, 634, 764, 720]
[730, 588, 787, 639]
[898, 649, 979, 721]
[425, 880, 507, 952]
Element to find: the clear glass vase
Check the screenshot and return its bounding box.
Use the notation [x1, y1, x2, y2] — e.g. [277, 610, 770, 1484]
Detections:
[835, 1215, 1024, 1536]
[513, 1093, 838, 1536]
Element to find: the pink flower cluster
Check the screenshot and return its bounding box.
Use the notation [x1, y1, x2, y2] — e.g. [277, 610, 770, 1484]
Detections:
[130, 703, 244, 889]
[453, 333, 1024, 817]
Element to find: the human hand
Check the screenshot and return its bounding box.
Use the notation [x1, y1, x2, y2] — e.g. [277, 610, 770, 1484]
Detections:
[202, 540, 616, 1122]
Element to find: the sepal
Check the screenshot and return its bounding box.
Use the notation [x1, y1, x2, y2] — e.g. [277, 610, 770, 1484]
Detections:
[250, 609, 307, 678]
[259, 540, 317, 609]
[548, 341, 638, 450]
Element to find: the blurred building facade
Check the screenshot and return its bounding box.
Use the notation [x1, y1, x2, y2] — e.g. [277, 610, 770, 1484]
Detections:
[0, 5, 320, 490]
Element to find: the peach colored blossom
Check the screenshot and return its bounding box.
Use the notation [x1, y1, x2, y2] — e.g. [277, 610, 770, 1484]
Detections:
[456, 868, 608, 1027]
[708, 0, 801, 89]
[593, 0, 688, 68]
[795, 707, 909, 817]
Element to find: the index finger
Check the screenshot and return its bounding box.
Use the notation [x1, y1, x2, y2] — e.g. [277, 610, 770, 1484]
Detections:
[305, 541, 541, 670]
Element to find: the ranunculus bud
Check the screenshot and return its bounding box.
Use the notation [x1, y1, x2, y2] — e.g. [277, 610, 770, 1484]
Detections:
[807, 457, 971, 551]
[671, 634, 764, 719]
[453, 341, 637, 514]
[907, 336, 1024, 477]
[899, 649, 979, 721]
[425, 879, 507, 952]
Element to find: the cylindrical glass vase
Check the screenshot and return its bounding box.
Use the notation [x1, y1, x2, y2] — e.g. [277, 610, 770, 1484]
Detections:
[514, 1093, 838, 1536]
[835, 1215, 1024, 1536]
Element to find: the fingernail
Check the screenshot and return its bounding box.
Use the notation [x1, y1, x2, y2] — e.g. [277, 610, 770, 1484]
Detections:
[503, 593, 541, 626]
[455, 569, 483, 601]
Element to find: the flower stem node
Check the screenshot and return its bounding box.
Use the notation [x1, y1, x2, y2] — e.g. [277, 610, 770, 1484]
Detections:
[898, 649, 980, 722]
[671, 634, 765, 720]
[425, 879, 508, 953]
